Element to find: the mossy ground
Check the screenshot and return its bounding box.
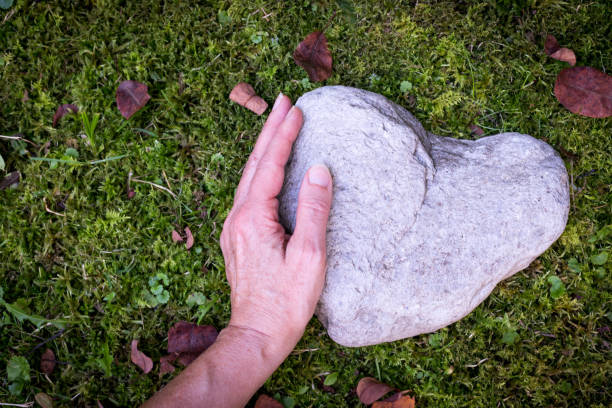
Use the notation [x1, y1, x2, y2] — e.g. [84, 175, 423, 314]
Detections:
[1, 1, 610, 406]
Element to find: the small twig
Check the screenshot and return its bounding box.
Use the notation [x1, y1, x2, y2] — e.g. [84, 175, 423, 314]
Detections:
[465, 358, 488, 368]
[31, 329, 66, 353]
[260, 7, 273, 20]
[1, 8, 17, 25]
[43, 197, 65, 217]
[0, 134, 39, 148]
[162, 170, 172, 191]
[291, 348, 320, 355]
[131, 178, 177, 199]
[0, 403, 34, 407]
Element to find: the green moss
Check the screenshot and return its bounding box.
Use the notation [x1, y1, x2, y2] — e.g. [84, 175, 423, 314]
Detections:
[1, 0, 611, 406]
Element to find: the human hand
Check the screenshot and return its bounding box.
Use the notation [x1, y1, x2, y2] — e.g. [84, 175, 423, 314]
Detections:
[220, 93, 333, 357]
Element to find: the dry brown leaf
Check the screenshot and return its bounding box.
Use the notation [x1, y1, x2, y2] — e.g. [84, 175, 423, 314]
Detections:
[40, 348, 56, 375]
[372, 391, 416, 408]
[159, 354, 177, 377]
[554, 66, 612, 118]
[229, 82, 268, 115]
[254, 395, 283, 408]
[130, 339, 153, 374]
[176, 352, 200, 367]
[357, 377, 394, 405]
[293, 31, 333, 82]
[171, 229, 183, 243]
[116, 80, 151, 119]
[35, 392, 53, 408]
[52, 104, 79, 128]
[184, 227, 194, 250]
[545, 34, 576, 66]
[167, 321, 218, 355]
[550, 48, 576, 66]
[0, 171, 20, 190]
[544, 34, 560, 56]
[468, 124, 484, 137]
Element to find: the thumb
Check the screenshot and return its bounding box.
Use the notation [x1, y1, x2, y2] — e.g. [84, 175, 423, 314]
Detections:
[289, 164, 333, 255]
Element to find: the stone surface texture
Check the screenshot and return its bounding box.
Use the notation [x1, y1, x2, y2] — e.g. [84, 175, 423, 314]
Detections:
[278, 86, 569, 347]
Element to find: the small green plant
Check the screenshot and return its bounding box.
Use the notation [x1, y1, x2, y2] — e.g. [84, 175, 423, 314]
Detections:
[7, 356, 30, 395]
[186, 291, 213, 323]
[140, 273, 170, 307]
[81, 112, 100, 145]
[0, 0, 13, 10]
[547, 275, 566, 299]
[95, 343, 113, 377]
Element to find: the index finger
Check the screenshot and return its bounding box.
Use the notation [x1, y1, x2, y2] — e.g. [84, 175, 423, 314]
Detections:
[247, 106, 303, 202]
[233, 93, 292, 206]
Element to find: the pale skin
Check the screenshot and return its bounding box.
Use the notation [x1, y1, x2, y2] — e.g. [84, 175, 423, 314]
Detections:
[142, 93, 333, 408]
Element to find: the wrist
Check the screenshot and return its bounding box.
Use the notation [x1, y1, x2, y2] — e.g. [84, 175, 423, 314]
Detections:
[221, 322, 298, 368]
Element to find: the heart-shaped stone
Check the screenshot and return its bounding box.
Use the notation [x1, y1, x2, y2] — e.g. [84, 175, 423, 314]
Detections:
[279, 86, 569, 347]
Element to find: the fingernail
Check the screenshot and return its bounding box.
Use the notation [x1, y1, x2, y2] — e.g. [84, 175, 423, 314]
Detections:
[287, 105, 298, 119]
[308, 164, 330, 187]
[272, 92, 284, 111]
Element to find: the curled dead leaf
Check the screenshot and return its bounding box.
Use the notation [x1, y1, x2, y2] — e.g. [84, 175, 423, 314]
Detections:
[357, 377, 394, 405]
[0, 171, 20, 190]
[159, 354, 177, 377]
[372, 391, 416, 408]
[544, 34, 560, 56]
[52, 104, 79, 128]
[40, 348, 56, 375]
[116, 80, 151, 119]
[554, 66, 612, 118]
[130, 339, 153, 374]
[468, 124, 484, 137]
[35, 393, 54, 408]
[545, 34, 576, 66]
[550, 48, 576, 66]
[254, 395, 283, 408]
[293, 31, 333, 82]
[184, 227, 194, 250]
[229, 82, 268, 115]
[167, 321, 218, 355]
[171, 229, 183, 243]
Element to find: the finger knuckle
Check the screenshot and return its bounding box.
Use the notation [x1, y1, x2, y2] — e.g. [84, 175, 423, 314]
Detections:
[301, 197, 329, 217]
[298, 240, 325, 264]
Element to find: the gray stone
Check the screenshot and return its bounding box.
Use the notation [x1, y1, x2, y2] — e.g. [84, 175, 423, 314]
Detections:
[278, 86, 569, 347]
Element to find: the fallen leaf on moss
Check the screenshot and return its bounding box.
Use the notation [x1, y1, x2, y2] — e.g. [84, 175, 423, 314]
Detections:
[171, 229, 183, 243]
[168, 321, 218, 358]
[554, 66, 612, 118]
[372, 391, 416, 408]
[40, 348, 56, 375]
[35, 392, 53, 408]
[0, 171, 20, 190]
[357, 377, 394, 405]
[116, 80, 151, 119]
[293, 31, 332, 82]
[544, 34, 576, 66]
[130, 340, 153, 374]
[254, 395, 283, 408]
[469, 124, 484, 137]
[551, 48, 576, 66]
[544, 34, 560, 55]
[159, 354, 177, 377]
[184, 227, 194, 250]
[52, 104, 78, 128]
[229, 82, 268, 115]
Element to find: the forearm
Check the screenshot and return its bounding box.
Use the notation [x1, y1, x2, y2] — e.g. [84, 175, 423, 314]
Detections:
[142, 325, 292, 408]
